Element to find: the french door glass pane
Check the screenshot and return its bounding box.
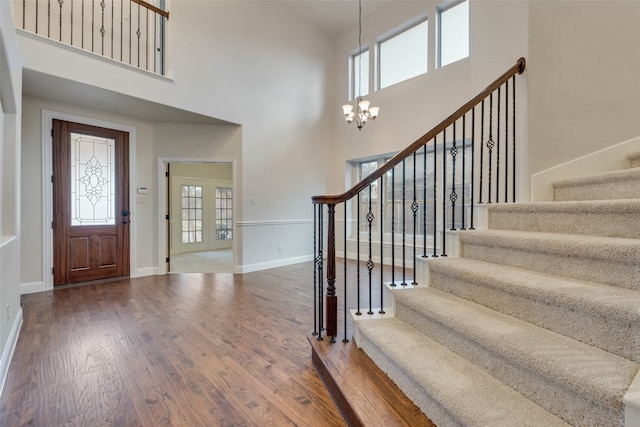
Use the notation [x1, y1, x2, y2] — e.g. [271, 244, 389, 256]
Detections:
[70, 132, 116, 226]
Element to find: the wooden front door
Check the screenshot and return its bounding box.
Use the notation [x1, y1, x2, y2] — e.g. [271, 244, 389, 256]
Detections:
[52, 120, 130, 286]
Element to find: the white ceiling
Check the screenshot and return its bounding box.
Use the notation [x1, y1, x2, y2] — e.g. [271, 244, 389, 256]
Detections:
[285, 0, 392, 35]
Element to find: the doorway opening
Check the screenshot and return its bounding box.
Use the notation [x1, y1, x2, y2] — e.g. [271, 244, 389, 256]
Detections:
[165, 161, 234, 274]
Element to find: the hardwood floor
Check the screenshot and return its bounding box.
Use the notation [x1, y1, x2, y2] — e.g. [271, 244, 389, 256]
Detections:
[0, 264, 347, 426]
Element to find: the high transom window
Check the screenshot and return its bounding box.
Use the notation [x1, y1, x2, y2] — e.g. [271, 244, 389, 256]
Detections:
[378, 18, 428, 90]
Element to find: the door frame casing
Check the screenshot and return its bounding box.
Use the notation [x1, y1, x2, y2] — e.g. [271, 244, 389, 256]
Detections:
[42, 110, 137, 290]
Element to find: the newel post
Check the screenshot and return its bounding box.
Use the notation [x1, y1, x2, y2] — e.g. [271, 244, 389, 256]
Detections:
[326, 204, 338, 342]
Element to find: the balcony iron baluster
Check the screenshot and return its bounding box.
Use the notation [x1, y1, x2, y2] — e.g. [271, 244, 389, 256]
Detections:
[47, 0, 50, 38]
[23, 0, 26, 30]
[326, 204, 337, 343]
[58, 0, 63, 42]
[81, 0, 84, 49]
[110, 0, 114, 58]
[100, 0, 105, 54]
[146, 9, 149, 69]
[137, 3, 141, 67]
[120, 0, 123, 61]
[70, 0, 73, 45]
[128, 0, 131, 65]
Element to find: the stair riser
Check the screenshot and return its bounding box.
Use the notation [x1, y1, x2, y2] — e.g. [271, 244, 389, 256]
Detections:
[460, 240, 640, 292]
[488, 209, 640, 239]
[395, 301, 623, 426]
[553, 175, 640, 202]
[554, 182, 640, 202]
[354, 332, 463, 427]
[429, 266, 640, 362]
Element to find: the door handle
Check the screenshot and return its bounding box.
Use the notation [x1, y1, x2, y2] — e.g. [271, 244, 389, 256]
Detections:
[122, 209, 130, 224]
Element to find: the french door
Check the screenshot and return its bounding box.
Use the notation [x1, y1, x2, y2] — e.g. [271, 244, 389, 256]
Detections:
[52, 120, 130, 286]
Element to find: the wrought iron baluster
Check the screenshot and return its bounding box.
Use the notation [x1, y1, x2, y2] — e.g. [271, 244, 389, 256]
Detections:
[487, 93, 494, 203]
[378, 176, 385, 314]
[146, 9, 150, 70]
[432, 136, 438, 257]
[92, 0, 95, 52]
[513, 75, 517, 202]
[23, 0, 26, 30]
[461, 114, 467, 230]
[81, 0, 84, 49]
[111, 0, 114, 58]
[356, 193, 362, 314]
[70, 0, 74, 45]
[450, 124, 458, 231]
[442, 130, 448, 257]
[326, 204, 337, 343]
[401, 160, 407, 285]
[366, 186, 374, 314]
[129, 0, 132, 65]
[479, 99, 485, 204]
[411, 152, 418, 284]
[343, 202, 349, 342]
[391, 167, 396, 286]
[153, 9, 157, 73]
[505, 80, 509, 203]
[496, 86, 501, 202]
[470, 107, 476, 230]
[422, 143, 428, 258]
[48, 0, 51, 38]
[120, 0, 123, 61]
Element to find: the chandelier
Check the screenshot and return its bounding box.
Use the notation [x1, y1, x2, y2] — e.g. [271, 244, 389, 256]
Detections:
[342, 0, 379, 130]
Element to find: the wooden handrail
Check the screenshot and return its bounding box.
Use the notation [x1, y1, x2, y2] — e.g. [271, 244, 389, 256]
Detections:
[131, 0, 170, 19]
[312, 57, 526, 205]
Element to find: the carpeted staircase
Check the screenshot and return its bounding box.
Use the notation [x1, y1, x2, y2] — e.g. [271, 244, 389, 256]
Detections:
[353, 152, 640, 426]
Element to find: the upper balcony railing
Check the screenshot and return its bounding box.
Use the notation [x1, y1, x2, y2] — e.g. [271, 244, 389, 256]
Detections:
[15, 0, 169, 75]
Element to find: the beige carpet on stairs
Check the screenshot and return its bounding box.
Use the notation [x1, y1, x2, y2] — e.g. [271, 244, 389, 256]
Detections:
[353, 154, 640, 426]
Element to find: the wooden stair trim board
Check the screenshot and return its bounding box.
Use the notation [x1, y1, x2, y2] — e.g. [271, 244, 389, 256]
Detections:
[308, 334, 435, 427]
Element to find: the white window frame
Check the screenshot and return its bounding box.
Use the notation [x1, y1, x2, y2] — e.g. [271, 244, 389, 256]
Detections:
[376, 14, 428, 91]
[437, 0, 470, 68]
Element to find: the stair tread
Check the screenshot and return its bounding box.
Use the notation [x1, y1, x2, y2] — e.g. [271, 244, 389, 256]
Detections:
[428, 257, 640, 322]
[488, 198, 640, 213]
[392, 286, 639, 402]
[356, 316, 571, 427]
[461, 229, 640, 262]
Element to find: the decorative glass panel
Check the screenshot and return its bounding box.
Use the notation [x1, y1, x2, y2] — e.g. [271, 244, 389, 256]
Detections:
[215, 187, 233, 240]
[70, 132, 116, 226]
[181, 184, 203, 243]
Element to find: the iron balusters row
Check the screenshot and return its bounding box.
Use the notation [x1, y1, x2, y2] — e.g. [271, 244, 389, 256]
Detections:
[19, 0, 169, 75]
[312, 58, 525, 343]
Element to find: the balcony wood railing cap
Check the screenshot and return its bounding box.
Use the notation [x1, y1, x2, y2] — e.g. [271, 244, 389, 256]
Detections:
[132, 0, 169, 19]
[312, 57, 526, 206]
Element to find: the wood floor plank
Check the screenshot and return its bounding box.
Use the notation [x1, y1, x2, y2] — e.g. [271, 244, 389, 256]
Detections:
[0, 265, 346, 426]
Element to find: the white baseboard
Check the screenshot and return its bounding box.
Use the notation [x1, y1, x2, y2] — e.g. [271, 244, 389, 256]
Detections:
[135, 267, 158, 278]
[20, 281, 45, 295]
[239, 255, 313, 274]
[0, 307, 22, 398]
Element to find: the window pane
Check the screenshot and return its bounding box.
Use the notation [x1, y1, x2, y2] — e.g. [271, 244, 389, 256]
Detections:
[180, 184, 203, 243]
[70, 133, 116, 226]
[440, 0, 469, 67]
[215, 187, 233, 241]
[351, 49, 369, 99]
[379, 20, 428, 89]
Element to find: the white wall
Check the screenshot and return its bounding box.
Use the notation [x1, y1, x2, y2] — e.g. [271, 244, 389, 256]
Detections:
[0, 0, 23, 395]
[527, 0, 640, 174]
[17, 0, 335, 281]
[328, 0, 529, 197]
